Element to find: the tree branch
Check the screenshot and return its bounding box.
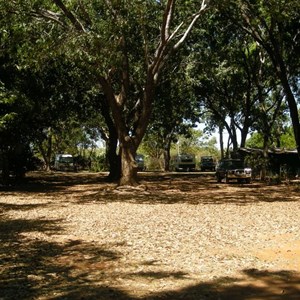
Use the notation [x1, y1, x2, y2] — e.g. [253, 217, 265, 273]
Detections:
[152, 0, 209, 79]
[31, 9, 66, 28]
[174, 0, 208, 50]
[52, 0, 86, 32]
[161, 0, 175, 41]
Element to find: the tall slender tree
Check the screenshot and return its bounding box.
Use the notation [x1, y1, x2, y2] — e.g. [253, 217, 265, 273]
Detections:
[216, 0, 300, 158]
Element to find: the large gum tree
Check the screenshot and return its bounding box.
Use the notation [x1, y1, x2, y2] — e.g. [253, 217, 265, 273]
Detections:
[30, 0, 210, 185]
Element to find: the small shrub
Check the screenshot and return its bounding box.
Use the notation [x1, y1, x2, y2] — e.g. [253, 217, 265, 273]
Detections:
[91, 154, 109, 172]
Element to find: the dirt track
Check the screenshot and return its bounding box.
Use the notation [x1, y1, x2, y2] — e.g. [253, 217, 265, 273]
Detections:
[1, 171, 300, 299]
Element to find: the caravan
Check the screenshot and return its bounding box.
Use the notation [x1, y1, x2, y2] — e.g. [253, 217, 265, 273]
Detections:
[171, 154, 196, 172]
[54, 154, 75, 171]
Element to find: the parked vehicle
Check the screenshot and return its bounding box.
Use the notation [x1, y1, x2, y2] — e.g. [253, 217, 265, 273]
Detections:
[200, 156, 216, 171]
[135, 154, 146, 171]
[171, 154, 196, 172]
[215, 159, 252, 183]
[54, 154, 75, 171]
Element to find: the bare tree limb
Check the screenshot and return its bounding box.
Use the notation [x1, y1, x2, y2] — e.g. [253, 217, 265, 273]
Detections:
[152, 0, 209, 80]
[162, 0, 175, 41]
[174, 0, 208, 49]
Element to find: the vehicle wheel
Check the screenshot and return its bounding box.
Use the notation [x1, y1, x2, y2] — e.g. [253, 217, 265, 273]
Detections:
[225, 175, 230, 183]
[217, 176, 222, 183]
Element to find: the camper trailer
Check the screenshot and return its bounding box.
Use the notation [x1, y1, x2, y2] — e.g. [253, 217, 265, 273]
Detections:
[54, 154, 75, 171]
[171, 154, 196, 172]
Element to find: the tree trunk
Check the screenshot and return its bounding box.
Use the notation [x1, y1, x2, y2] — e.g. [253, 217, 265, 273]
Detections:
[219, 125, 224, 159]
[99, 96, 121, 181]
[240, 124, 250, 148]
[230, 117, 239, 152]
[163, 138, 171, 171]
[119, 141, 138, 186]
[38, 128, 52, 171]
[106, 134, 121, 182]
[261, 133, 270, 181]
[1, 150, 10, 185]
[163, 148, 171, 172]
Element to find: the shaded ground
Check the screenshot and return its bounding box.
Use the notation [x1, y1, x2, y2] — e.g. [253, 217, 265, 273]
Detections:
[0, 171, 300, 300]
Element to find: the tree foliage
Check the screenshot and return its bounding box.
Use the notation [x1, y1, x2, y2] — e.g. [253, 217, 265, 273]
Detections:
[1, 0, 299, 184]
[214, 0, 300, 157]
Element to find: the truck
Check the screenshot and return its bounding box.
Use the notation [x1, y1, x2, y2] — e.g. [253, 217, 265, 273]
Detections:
[54, 154, 75, 171]
[200, 156, 216, 171]
[215, 159, 252, 183]
[135, 154, 146, 171]
[171, 154, 196, 172]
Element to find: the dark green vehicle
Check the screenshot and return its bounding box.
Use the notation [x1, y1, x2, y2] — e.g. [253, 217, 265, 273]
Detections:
[200, 156, 216, 171]
[215, 159, 252, 183]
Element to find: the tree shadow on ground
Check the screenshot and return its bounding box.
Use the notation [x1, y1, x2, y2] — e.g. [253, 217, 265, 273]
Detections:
[0, 213, 122, 300]
[144, 269, 300, 300]
[2, 171, 299, 206]
[2, 216, 300, 300]
[1, 215, 299, 300]
[75, 172, 300, 206]
[0, 171, 110, 194]
[44, 268, 300, 300]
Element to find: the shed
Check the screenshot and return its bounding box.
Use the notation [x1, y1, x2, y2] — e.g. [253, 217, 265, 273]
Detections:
[238, 147, 300, 177]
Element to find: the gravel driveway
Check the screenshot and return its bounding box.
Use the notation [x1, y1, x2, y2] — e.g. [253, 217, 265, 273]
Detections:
[1, 172, 300, 299]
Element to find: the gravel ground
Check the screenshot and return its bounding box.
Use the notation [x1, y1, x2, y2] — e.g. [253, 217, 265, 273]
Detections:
[1, 171, 300, 300]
